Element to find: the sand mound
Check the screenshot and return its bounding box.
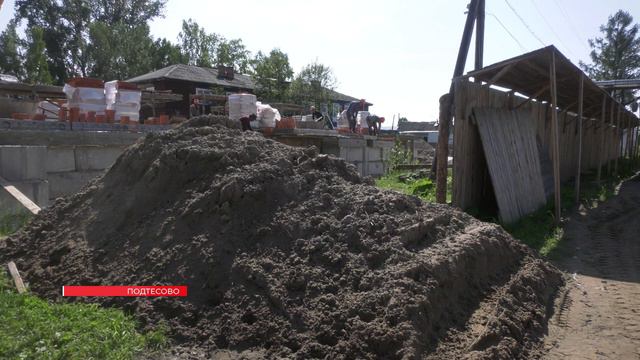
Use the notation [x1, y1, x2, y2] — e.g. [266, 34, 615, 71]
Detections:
[0, 115, 562, 359]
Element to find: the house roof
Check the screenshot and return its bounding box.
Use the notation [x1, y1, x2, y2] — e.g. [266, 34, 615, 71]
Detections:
[465, 45, 638, 125]
[397, 121, 437, 132]
[127, 64, 256, 90]
[325, 89, 372, 105]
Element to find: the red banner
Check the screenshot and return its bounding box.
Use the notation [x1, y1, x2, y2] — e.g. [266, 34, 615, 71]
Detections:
[62, 285, 188, 297]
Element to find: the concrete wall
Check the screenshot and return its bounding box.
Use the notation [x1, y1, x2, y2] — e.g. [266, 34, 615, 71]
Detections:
[273, 133, 393, 177]
[0, 130, 142, 209]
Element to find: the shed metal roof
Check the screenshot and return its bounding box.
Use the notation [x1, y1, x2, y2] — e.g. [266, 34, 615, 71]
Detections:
[465, 46, 638, 125]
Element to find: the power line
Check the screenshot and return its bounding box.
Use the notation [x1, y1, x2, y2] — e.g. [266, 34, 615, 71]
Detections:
[504, 0, 546, 47]
[552, 0, 590, 52]
[487, 11, 527, 52]
[530, 0, 576, 58]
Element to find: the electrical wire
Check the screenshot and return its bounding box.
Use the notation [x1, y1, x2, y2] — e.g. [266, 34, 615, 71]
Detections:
[487, 11, 527, 52]
[530, 0, 577, 58]
[504, 0, 546, 47]
[552, 0, 590, 52]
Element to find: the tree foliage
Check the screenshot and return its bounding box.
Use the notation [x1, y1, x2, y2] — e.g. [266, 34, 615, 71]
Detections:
[24, 26, 53, 84]
[288, 61, 337, 106]
[0, 19, 24, 79]
[253, 49, 294, 102]
[580, 10, 640, 102]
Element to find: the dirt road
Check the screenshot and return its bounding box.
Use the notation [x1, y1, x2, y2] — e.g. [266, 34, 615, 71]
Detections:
[544, 176, 640, 359]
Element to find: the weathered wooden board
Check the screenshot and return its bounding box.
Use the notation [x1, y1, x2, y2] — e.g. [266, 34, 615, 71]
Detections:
[473, 108, 547, 223]
[0, 175, 41, 214]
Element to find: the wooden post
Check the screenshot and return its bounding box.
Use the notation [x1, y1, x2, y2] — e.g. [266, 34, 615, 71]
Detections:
[549, 51, 561, 223]
[475, 0, 485, 70]
[575, 74, 584, 205]
[597, 96, 606, 185]
[607, 100, 615, 175]
[7, 261, 27, 294]
[614, 101, 622, 175]
[436, 0, 480, 202]
[436, 94, 451, 203]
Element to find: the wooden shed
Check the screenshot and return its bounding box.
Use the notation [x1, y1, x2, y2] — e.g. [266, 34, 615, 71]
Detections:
[453, 46, 639, 223]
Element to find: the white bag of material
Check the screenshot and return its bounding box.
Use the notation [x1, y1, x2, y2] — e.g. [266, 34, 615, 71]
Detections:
[356, 111, 370, 127]
[228, 94, 257, 121]
[256, 101, 279, 128]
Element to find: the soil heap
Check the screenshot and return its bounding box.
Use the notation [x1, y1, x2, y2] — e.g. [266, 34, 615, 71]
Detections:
[0, 115, 563, 359]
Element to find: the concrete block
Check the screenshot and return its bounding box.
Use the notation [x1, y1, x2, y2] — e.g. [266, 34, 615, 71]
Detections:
[367, 162, 385, 177]
[74, 146, 125, 171]
[366, 147, 383, 161]
[338, 138, 365, 147]
[0, 179, 49, 211]
[345, 147, 365, 162]
[47, 148, 76, 173]
[0, 145, 47, 181]
[48, 171, 104, 199]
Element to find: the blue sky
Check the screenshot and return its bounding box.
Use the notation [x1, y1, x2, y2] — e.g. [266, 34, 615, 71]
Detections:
[1, 0, 639, 125]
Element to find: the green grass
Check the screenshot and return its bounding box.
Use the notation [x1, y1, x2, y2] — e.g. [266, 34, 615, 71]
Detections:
[0, 265, 167, 359]
[376, 170, 452, 203]
[0, 211, 32, 237]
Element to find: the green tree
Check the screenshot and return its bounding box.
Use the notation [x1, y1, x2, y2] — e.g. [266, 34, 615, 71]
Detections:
[178, 19, 219, 67]
[288, 61, 337, 106]
[24, 27, 53, 84]
[151, 38, 186, 69]
[398, 117, 409, 123]
[14, 0, 167, 83]
[88, 22, 155, 80]
[580, 10, 640, 102]
[217, 38, 251, 73]
[253, 49, 294, 102]
[0, 18, 24, 79]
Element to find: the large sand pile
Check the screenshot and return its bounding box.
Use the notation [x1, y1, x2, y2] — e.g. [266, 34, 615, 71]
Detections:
[0, 116, 562, 359]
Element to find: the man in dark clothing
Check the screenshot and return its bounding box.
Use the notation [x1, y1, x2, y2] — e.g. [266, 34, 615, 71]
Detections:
[346, 101, 363, 133]
[366, 114, 384, 136]
[239, 114, 256, 131]
[310, 106, 323, 122]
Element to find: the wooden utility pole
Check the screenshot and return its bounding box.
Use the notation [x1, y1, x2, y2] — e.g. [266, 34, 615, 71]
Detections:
[549, 51, 561, 224]
[475, 0, 485, 70]
[435, 0, 481, 203]
[597, 96, 606, 185]
[575, 74, 584, 205]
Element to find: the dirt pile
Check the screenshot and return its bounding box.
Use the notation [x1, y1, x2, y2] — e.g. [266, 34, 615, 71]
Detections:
[1, 115, 562, 359]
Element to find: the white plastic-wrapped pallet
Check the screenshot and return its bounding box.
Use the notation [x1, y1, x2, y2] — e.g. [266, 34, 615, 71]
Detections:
[356, 111, 370, 127]
[228, 94, 257, 121]
[63, 84, 107, 115]
[105, 81, 141, 121]
[256, 102, 280, 128]
[337, 110, 349, 128]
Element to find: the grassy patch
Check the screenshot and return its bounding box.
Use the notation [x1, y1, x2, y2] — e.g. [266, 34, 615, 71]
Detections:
[0, 271, 167, 359]
[0, 211, 32, 237]
[375, 170, 452, 203]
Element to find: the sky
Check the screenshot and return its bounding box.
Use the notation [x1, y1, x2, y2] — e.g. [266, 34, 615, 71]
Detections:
[1, 0, 639, 127]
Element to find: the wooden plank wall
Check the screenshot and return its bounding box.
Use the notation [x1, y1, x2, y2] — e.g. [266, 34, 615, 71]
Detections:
[473, 108, 547, 223]
[453, 79, 625, 212]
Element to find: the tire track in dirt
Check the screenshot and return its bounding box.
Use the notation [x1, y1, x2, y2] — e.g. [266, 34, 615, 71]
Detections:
[544, 177, 640, 359]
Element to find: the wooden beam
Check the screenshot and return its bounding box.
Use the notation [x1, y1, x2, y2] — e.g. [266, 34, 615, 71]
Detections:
[437, 0, 480, 204]
[475, 0, 485, 70]
[0, 176, 40, 214]
[550, 51, 561, 224]
[7, 261, 27, 294]
[575, 74, 584, 206]
[488, 63, 515, 85]
[597, 96, 606, 185]
[514, 84, 550, 109]
[615, 101, 622, 174]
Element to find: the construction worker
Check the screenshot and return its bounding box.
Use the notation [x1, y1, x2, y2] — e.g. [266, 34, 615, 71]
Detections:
[239, 114, 257, 131]
[310, 106, 323, 122]
[366, 115, 384, 136]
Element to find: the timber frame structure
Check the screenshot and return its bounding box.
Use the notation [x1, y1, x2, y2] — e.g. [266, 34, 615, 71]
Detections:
[453, 45, 639, 223]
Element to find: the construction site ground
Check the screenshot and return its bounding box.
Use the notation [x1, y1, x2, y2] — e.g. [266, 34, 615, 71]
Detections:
[543, 174, 640, 359]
